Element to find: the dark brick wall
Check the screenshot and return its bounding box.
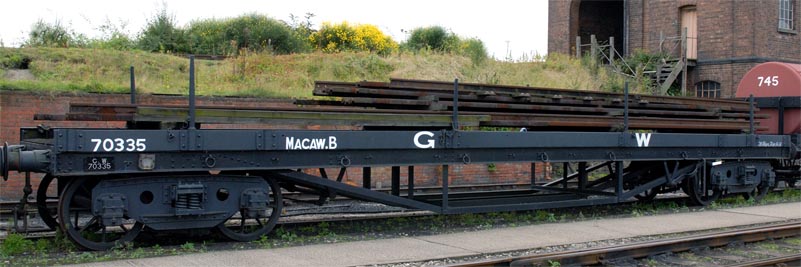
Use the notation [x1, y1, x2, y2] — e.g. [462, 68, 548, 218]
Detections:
[549, 0, 801, 97]
[0, 91, 548, 201]
[548, 0, 573, 55]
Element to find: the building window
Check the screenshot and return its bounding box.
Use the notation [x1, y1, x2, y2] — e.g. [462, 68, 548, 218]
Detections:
[695, 81, 721, 98]
[779, 0, 795, 31]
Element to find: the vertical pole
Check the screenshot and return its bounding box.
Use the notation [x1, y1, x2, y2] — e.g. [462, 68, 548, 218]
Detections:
[188, 55, 196, 129]
[609, 36, 615, 62]
[407, 166, 415, 199]
[749, 94, 755, 134]
[362, 167, 371, 189]
[562, 162, 569, 189]
[129, 66, 136, 104]
[442, 165, 449, 212]
[615, 161, 624, 201]
[530, 162, 536, 189]
[578, 162, 587, 189]
[624, 82, 630, 133]
[575, 36, 581, 58]
[681, 27, 688, 96]
[778, 98, 785, 135]
[391, 166, 400, 196]
[590, 34, 597, 62]
[452, 79, 459, 131]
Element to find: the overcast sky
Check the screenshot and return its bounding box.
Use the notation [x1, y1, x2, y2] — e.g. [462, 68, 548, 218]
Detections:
[0, 0, 549, 60]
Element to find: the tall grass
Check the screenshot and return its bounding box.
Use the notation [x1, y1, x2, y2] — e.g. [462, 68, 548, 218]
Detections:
[0, 47, 623, 98]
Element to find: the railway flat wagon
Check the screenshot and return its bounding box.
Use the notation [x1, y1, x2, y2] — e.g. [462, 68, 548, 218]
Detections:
[1, 59, 798, 250]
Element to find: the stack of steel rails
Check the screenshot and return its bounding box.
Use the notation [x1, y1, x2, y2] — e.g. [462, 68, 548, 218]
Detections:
[33, 78, 761, 133]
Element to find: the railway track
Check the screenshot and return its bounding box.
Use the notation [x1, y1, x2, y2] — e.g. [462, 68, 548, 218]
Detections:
[450, 222, 801, 267]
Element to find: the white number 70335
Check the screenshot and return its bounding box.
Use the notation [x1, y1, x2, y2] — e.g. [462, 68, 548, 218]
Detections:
[91, 138, 147, 152]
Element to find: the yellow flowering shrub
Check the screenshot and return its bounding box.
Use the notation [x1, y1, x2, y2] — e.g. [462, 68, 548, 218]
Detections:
[310, 21, 398, 55]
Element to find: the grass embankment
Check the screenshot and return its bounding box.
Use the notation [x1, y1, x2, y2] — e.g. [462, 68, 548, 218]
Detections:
[0, 47, 623, 98]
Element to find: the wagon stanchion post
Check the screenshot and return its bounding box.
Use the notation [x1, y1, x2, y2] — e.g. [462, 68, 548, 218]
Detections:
[624, 82, 630, 133]
[407, 166, 415, 199]
[452, 78, 459, 131]
[749, 94, 755, 134]
[189, 55, 196, 129]
[130, 66, 136, 104]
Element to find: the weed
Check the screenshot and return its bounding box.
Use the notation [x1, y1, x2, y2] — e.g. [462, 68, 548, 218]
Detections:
[785, 238, 801, 246]
[180, 242, 195, 251]
[254, 235, 273, 249]
[316, 221, 334, 237]
[275, 227, 298, 242]
[1, 233, 34, 257]
[34, 239, 50, 254]
[130, 247, 146, 258]
[547, 260, 561, 267]
[643, 258, 659, 267]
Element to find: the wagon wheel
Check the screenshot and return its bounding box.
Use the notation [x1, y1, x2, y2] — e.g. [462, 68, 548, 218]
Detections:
[217, 176, 283, 242]
[37, 174, 60, 230]
[58, 177, 143, 250]
[682, 173, 721, 206]
[742, 181, 769, 202]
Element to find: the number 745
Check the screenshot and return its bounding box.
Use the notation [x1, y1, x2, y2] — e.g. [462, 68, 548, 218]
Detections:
[757, 76, 779, 87]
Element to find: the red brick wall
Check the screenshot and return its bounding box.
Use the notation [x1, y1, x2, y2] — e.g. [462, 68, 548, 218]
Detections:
[0, 91, 548, 201]
[549, 0, 801, 97]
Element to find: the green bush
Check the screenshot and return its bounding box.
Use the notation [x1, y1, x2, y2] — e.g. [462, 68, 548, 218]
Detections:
[404, 26, 458, 52]
[403, 26, 488, 64]
[25, 19, 86, 48]
[186, 14, 308, 55]
[87, 19, 135, 50]
[137, 6, 188, 53]
[458, 37, 488, 64]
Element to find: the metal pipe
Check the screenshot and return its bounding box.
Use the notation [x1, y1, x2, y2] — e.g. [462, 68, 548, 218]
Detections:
[130, 66, 136, 104]
[452, 79, 459, 130]
[407, 166, 415, 199]
[188, 56, 196, 129]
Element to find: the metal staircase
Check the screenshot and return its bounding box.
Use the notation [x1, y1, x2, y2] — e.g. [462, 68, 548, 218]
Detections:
[576, 28, 692, 96]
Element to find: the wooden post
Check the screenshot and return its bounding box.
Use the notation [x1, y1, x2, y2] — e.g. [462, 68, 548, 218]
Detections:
[575, 36, 581, 58]
[590, 35, 597, 62]
[681, 27, 688, 96]
[609, 36, 615, 62]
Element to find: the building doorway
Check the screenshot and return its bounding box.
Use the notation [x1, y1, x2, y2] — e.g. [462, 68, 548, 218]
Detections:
[570, 0, 625, 56]
[680, 6, 698, 60]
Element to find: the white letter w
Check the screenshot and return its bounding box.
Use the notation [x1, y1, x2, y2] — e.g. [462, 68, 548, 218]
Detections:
[635, 133, 652, 147]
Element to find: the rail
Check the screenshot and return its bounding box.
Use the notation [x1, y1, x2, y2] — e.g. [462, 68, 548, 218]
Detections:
[451, 222, 801, 266]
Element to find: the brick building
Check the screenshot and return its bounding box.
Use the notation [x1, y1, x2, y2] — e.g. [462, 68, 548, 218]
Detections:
[548, 0, 801, 97]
